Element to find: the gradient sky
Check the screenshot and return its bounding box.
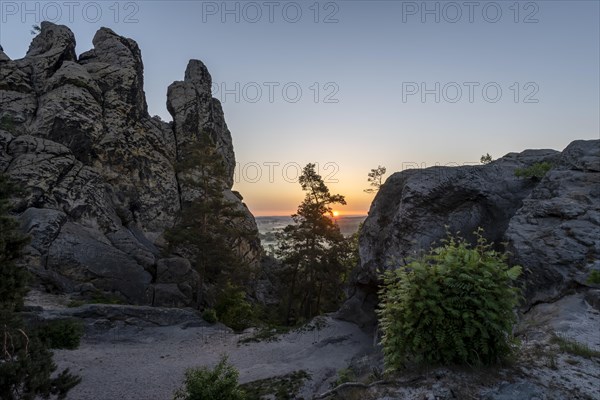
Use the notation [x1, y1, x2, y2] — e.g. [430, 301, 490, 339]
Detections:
[1, 0, 599, 215]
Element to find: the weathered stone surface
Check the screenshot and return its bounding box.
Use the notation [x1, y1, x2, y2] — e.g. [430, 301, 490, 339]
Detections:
[345, 141, 598, 326]
[482, 381, 554, 400]
[47, 304, 205, 327]
[20, 208, 67, 253]
[156, 257, 195, 283]
[167, 59, 236, 186]
[0, 22, 261, 305]
[152, 284, 190, 308]
[506, 140, 600, 305]
[47, 222, 152, 304]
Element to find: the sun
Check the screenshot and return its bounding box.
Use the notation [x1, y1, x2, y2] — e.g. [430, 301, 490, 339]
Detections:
[332, 210, 340, 217]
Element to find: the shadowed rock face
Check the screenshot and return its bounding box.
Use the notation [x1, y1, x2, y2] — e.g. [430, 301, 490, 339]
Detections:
[340, 140, 599, 327]
[0, 22, 260, 305]
[506, 140, 600, 306]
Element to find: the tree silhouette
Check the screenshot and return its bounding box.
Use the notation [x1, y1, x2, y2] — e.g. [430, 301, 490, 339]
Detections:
[364, 165, 386, 194]
[276, 164, 351, 323]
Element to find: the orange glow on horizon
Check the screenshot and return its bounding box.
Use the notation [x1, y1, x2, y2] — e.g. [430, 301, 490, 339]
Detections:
[332, 210, 340, 217]
[251, 209, 368, 217]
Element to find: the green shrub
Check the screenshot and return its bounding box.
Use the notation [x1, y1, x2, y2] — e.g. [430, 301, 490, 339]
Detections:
[202, 308, 218, 324]
[173, 356, 246, 400]
[586, 270, 600, 285]
[38, 319, 83, 350]
[378, 230, 522, 369]
[514, 162, 552, 180]
[215, 286, 254, 332]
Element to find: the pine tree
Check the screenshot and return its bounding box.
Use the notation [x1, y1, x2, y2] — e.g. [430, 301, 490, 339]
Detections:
[165, 131, 254, 311]
[364, 165, 386, 194]
[0, 174, 80, 399]
[276, 163, 351, 323]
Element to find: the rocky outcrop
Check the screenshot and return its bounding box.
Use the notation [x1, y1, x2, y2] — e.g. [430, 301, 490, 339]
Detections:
[0, 22, 261, 305]
[342, 140, 599, 326]
[506, 140, 600, 306]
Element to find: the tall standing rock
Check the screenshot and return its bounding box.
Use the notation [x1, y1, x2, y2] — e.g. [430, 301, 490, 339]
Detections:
[166, 59, 261, 269]
[167, 59, 236, 187]
[0, 22, 261, 305]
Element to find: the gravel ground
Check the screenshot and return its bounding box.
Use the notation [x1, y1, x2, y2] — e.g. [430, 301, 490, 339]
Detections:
[52, 316, 373, 400]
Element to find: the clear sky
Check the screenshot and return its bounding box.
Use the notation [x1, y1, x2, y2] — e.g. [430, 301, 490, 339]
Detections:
[1, 0, 599, 216]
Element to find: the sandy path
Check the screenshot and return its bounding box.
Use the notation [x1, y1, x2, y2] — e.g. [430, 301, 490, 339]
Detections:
[53, 318, 373, 400]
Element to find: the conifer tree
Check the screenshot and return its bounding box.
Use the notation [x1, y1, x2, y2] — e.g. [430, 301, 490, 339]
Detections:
[0, 174, 80, 399]
[165, 131, 254, 310]
[276, 164, 350, 323]
[364, 165, 386, 194]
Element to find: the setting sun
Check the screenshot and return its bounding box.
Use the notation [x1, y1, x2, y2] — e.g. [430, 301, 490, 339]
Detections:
[332, 210, 340, 217]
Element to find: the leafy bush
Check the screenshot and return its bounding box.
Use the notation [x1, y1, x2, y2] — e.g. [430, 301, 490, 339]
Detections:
[38, 319, 83, 350]
[202, 308, 218, 324]
[173, 356, 246, 400]
[378, 230, 522, 368]
[514, 162, 552, 180]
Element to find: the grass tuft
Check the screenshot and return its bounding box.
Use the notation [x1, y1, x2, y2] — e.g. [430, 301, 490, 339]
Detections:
[551, 335, 600, 359]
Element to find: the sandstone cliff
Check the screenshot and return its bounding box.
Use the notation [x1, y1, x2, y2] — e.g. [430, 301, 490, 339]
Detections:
[0, 22, 261, 306]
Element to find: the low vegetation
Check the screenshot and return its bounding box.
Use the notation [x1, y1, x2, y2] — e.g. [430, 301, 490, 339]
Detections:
[38, 319, 84, 350]
[67, 292, 123, 308]
[378, 229, 522, 369]
[238, 326, 289, 345]
[173, 356, 246, 400]
[586, 270, 600, 285]
[331, 368, 356, 387]
[201, 308, 218, 324]
[551, 335, 600, 359]
[240, 370, 310, 400]
[514, 161, 553, 180]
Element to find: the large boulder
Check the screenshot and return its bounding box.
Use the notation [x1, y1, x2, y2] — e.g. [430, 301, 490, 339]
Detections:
[342, 140, 598, 326]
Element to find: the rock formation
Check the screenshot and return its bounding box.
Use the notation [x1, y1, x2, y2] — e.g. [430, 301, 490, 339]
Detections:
[0, 22, 261, 306]
[340, 139, 599, 326]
